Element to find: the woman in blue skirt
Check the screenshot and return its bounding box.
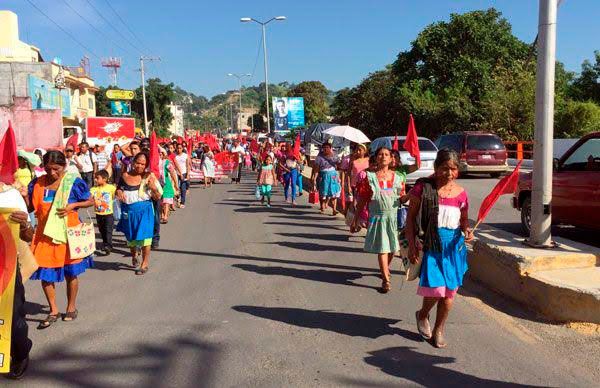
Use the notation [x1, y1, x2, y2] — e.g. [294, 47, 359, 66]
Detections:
[311, 142, 341, 215]
[116, 152, 162, 275]
[405, 149, 474, 348]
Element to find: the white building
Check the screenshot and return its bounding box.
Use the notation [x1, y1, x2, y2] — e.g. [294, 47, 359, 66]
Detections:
[167, 103, 184, 136]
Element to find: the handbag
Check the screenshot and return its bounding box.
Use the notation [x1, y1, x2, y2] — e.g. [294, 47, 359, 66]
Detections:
[255, 185, 262, 200]
[308, 190, 319, 204]
[398, 235, 423, 281]
[67, 212, 96, 259]
[344, 208, 355, 227]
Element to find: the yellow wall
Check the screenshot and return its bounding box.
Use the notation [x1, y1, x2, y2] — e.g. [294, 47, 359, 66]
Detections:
[0, 11, 40, 62]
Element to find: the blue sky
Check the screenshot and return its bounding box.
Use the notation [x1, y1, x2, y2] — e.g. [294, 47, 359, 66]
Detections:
[4, 0, 599, 97]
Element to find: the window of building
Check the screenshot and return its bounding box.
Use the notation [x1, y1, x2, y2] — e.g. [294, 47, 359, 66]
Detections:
[88, 98, 94, 109]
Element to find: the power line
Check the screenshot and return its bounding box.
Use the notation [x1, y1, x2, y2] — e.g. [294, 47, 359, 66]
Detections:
[102, 0, 153, 54]
[61, 0, 136, 58]
[25, 0, 101, 59]
[84, 0, 144, 55]
[25, 0, 138, 85]
[248, 31, 263, 86]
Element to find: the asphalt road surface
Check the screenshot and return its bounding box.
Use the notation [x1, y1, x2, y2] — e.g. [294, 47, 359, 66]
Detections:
[16, 172, 599, 387]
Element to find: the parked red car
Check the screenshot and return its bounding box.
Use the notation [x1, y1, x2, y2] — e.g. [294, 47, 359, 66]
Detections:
[513, 132, 600, 233]
[435, 131, 508, 177]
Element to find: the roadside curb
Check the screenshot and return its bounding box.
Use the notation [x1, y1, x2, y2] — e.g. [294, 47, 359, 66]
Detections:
[470, 226, 600, 324]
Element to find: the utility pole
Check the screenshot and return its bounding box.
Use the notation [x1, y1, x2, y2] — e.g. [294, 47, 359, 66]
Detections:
[529, 0, 557, 247]
[140, 56, 160, 135]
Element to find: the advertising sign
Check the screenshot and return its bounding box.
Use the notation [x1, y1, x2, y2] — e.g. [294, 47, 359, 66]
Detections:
[106, 89, 135, 100]
[272, 97, 305, 133]
[86, 117, 135, 145]
[110, 101, 131, 116]
[27, 75, 71, 117]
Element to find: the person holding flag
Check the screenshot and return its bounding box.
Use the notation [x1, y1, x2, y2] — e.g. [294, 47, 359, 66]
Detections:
[405, 149, 473, 348]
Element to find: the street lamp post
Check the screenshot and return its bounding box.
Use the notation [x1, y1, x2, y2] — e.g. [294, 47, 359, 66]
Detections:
[228, 73, 251, 133]
[241, 16, 286, 134]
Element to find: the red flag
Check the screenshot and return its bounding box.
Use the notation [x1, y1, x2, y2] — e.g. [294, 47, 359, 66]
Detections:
[403, 114, 421, 167]
[66, 133, 79, 151]
[477, 160, 523, 226]
[292, 133, 301, 158]
[392, 134, 399, 151]
[0, 121, 18, 184]
[149, 131, 160, 177]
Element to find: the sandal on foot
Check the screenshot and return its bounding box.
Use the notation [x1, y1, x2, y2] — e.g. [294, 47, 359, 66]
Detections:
[135, 267, 149, 275]
[379, 280, 391, 293]
[37, 313, 60, 329]
[62, 309, 78, 322]
[416, 311, 432, 340]
[432, 331, 447, 348]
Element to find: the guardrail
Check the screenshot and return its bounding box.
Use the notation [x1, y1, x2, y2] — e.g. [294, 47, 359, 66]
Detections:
[504, 141, 534, 160]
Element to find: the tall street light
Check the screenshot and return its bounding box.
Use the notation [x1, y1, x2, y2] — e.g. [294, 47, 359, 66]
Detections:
[228, 73, 251, 133]
[240, 16, 286, 134]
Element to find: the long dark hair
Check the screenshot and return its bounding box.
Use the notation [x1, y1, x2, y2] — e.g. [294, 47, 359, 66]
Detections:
[434, 148, 460, 169]
[43, 150, 67, 167]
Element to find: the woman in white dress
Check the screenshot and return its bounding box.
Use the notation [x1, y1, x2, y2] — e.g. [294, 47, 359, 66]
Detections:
[201, 145, 216, 189]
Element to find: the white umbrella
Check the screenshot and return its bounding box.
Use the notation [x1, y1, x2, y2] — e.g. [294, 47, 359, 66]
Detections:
[323, 125, 370, 144]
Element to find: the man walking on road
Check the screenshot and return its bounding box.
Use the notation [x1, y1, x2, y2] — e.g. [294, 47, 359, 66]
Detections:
[76, 141, 97, 188]
[230, 139, 246, 184]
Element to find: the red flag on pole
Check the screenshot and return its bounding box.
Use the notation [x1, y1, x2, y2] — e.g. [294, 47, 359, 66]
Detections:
[476, 160, 523, 228]
[0, 121, 18, 184]
[403, 114, 421, 167]
[149, 130, 160, 177]
[392, 134, 399, 151]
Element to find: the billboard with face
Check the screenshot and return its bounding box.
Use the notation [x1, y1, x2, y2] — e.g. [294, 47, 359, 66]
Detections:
[272, 97, 305, 133]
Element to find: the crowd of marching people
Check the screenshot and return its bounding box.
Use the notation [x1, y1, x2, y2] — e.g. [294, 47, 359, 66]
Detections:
[2, 126, 477, 379]
[244, 135, 474, 350]
[1, 129, 237, 379]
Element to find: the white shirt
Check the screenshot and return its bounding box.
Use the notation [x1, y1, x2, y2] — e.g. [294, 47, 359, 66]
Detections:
[76, 151, 97, 173]
[230, 145, 245, 163]
[175, 153, 189, 174]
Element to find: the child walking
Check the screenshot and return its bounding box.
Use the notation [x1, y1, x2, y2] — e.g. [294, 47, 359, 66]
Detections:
[91, 170, 116, 256]
[257, 155, 277, 207]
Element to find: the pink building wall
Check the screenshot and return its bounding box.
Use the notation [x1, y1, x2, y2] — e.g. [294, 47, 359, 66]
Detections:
[0, 97, 63, 151]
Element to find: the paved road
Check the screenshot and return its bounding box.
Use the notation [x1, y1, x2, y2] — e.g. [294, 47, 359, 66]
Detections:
[16, 173, 599, 387]
[458, 174, 599, 247]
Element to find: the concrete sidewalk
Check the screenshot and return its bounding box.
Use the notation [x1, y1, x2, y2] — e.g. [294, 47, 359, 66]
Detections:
[471, 225, 600, 323]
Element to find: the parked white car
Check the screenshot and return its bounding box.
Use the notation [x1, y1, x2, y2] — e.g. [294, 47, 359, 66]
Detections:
[370, 136, 438, 186]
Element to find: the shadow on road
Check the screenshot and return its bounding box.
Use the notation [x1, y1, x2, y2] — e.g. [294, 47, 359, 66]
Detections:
[275, 232, 352, 243]
[232, 264, 379, 291]
[341, 346, 542, 387]
[264, 221, 349, 231]
[26, 328, 220, 387]
[232, 306, 421, 341]
[269, 241, 360, 253]
[153, 248, 404, 275]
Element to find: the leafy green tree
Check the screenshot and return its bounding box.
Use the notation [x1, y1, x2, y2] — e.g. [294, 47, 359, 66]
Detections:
[248, 114, 267, 131]
[131, 78, 174, 137]
[289, 81, 330, 126]
[569, 51, 600, 104]
[555, 100, 600, 138]
[95, 86, 112, 117]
